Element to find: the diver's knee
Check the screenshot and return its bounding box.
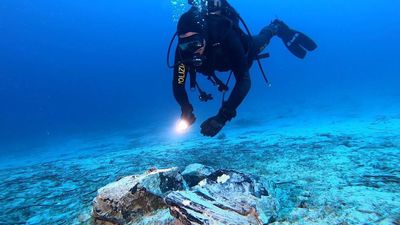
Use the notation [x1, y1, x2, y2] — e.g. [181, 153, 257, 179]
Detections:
[260, 25, 274, 38]
[240, 74, 251, 93]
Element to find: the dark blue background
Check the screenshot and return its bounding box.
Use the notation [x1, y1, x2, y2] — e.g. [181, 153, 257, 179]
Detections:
[1, 0, 399, 153]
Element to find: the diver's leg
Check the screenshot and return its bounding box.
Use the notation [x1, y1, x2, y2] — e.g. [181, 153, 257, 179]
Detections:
[251, 26, 275, 55]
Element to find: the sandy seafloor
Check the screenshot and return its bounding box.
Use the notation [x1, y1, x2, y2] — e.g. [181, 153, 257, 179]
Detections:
[0, 107, 399, 225]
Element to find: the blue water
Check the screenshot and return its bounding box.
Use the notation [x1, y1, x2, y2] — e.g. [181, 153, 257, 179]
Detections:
[0, 0, 399, 224]
[1, 0, 399, 159]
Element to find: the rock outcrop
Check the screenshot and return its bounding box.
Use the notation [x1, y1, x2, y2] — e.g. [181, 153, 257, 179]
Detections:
[92, 165, 278, 225]
[92, 168, 184, 225]
[181, 163, 215, 187]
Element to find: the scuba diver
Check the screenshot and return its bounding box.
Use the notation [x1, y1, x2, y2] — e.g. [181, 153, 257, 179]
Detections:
[171, 0, 317, 137]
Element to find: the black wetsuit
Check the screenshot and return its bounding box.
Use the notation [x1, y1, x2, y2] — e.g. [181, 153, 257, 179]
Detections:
[173, 10, 274, 116]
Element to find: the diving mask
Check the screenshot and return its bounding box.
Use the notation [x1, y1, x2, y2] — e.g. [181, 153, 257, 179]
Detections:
[178, 34, 206, 67]
[178, 34, 205, 53]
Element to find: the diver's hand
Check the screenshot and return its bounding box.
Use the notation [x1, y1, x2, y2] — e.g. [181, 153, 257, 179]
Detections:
[181, 105, 196, 127]
[200, 114, 226, 137]
[201, 107, 236, 137]
[181, 112, 196, 127]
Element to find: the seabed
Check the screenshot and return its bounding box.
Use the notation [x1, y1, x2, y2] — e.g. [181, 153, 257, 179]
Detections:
[0, 110, 399, 224]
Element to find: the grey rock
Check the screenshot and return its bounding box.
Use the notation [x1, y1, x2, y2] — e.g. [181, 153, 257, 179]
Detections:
[92, 168, 184, 225]
[205, 170, 270, 198]
[181, 163, 216, 187]
[133, 209, 177, 225]
[166, 191, 263, 225]
[165, 169, 278, 225]
[92, 165, 278, 225]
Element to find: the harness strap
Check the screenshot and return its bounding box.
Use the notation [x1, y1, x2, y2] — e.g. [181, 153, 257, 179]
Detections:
[209, 73, 229, 92]
[189, 68, 197, 90]
[196, 83, 213, 102]
[221, 71, 233, 105]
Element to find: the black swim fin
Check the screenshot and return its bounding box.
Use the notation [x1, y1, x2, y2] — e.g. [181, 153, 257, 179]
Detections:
[273, 19, 317, 59]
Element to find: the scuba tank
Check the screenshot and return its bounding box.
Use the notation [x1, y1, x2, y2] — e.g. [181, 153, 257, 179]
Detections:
[188, 0, 239, 25]
[189, 0, 271, 86]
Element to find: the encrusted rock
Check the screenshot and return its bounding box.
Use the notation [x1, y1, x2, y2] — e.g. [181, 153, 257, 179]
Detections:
[165, 169, 277, 225]
[135, 209, 177, 225]
[166, 191, 263, 224]
[92, 168, 184, 225]
[181, 163, 216, 187]
[92, 165, 278, 225]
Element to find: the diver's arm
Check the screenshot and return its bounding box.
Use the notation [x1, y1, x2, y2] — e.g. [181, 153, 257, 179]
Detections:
[172, 50, 196, 123]
[173, 63, 191, 111]
[199, 29, 249, 137]
[222, 29, 251, 115]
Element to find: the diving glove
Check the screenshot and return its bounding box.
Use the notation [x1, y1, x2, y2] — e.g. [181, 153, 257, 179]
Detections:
[270, 19, 318, 59]
[181, 104, 196, 126]
[201, 107, 236, 137]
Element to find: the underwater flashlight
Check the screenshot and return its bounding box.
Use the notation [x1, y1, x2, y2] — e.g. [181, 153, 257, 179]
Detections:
[176, 119, 190, 133]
